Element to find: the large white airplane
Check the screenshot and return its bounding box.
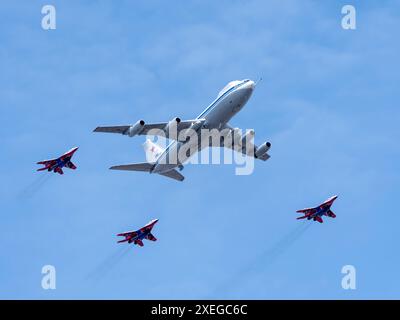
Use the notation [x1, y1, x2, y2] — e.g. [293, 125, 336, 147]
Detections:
[93, 79, 271, 181]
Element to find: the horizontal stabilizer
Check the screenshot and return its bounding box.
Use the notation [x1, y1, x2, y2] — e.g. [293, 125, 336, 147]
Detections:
[37, 160, 55, 165]
[110, 162, 154, 172]
[159, 169, 185, 181]
[296, 208, 313, 213]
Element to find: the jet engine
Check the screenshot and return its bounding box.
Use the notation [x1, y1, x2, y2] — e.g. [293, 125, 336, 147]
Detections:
[178, 119, 205, 142]
[255, 142, 271, 158]
[164, 117, 181, 132]
[127, 120, 145, 137]
[223, 128, 242, 147]
[240, 130, 255, 146]
[164, 117, 181, 139]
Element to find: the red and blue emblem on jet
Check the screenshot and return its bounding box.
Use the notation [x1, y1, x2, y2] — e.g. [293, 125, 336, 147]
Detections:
[296, 195, 338, 223]
[117, 219, 158, 247]
[36, 147, 79, 175]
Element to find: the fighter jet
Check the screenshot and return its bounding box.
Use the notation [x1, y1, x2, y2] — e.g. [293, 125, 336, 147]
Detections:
[296, 195, 338, 223]
[93, 79, 271, 181]
[36, 147, 79, 175]
[117, 219, 158, 247]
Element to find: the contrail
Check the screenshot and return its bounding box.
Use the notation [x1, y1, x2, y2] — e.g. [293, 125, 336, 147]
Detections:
[85, 245, 131, 284]
[18, 173, 53, 199]
[212, 221, 312, 296]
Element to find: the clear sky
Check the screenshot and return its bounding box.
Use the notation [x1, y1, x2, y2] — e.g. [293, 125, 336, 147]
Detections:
[1, 0, 399, 299]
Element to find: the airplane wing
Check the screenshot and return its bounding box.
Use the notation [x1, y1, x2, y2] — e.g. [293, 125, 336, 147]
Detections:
[94, 119, 205, 140]
[207, 124, 271, 161]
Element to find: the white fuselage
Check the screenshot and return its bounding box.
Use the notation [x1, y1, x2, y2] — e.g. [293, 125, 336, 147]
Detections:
[152, 79, 255, 174]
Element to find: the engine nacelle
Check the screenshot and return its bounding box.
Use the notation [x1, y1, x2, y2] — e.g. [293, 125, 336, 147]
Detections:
[190, 119, 204, 132]
[178, 119, 204, 142]
[164, 117, 181, 132]
[240, 130, 255, 146]
[224, 128, 242, 147]
[126, 120, 145, 137]
[255, 142, 271, 158]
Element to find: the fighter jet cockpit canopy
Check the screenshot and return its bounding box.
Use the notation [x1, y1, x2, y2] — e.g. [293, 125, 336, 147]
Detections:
[217, 79, 250, 99]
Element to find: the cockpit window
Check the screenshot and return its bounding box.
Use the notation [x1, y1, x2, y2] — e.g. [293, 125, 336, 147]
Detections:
[217, 80, 243, 98]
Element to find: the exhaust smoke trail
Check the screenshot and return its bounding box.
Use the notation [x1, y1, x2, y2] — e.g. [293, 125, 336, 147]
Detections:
[212, 222, 312, 296]
[18, 174, 53, 199]
[86, 245, 131, 284]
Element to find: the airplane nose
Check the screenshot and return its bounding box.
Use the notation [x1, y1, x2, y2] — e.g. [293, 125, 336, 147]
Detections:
[244, 80, 255, 91]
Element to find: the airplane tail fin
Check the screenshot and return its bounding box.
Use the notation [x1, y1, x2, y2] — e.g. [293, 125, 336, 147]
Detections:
[143, 139, 164, 163]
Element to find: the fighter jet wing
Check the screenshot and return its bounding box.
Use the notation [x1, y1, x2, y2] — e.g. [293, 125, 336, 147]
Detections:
[146, 233, 157, 241]
[94, 119, 205, 140]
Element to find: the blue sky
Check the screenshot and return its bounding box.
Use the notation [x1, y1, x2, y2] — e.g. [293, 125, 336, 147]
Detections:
[1, 0, 399, 299]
